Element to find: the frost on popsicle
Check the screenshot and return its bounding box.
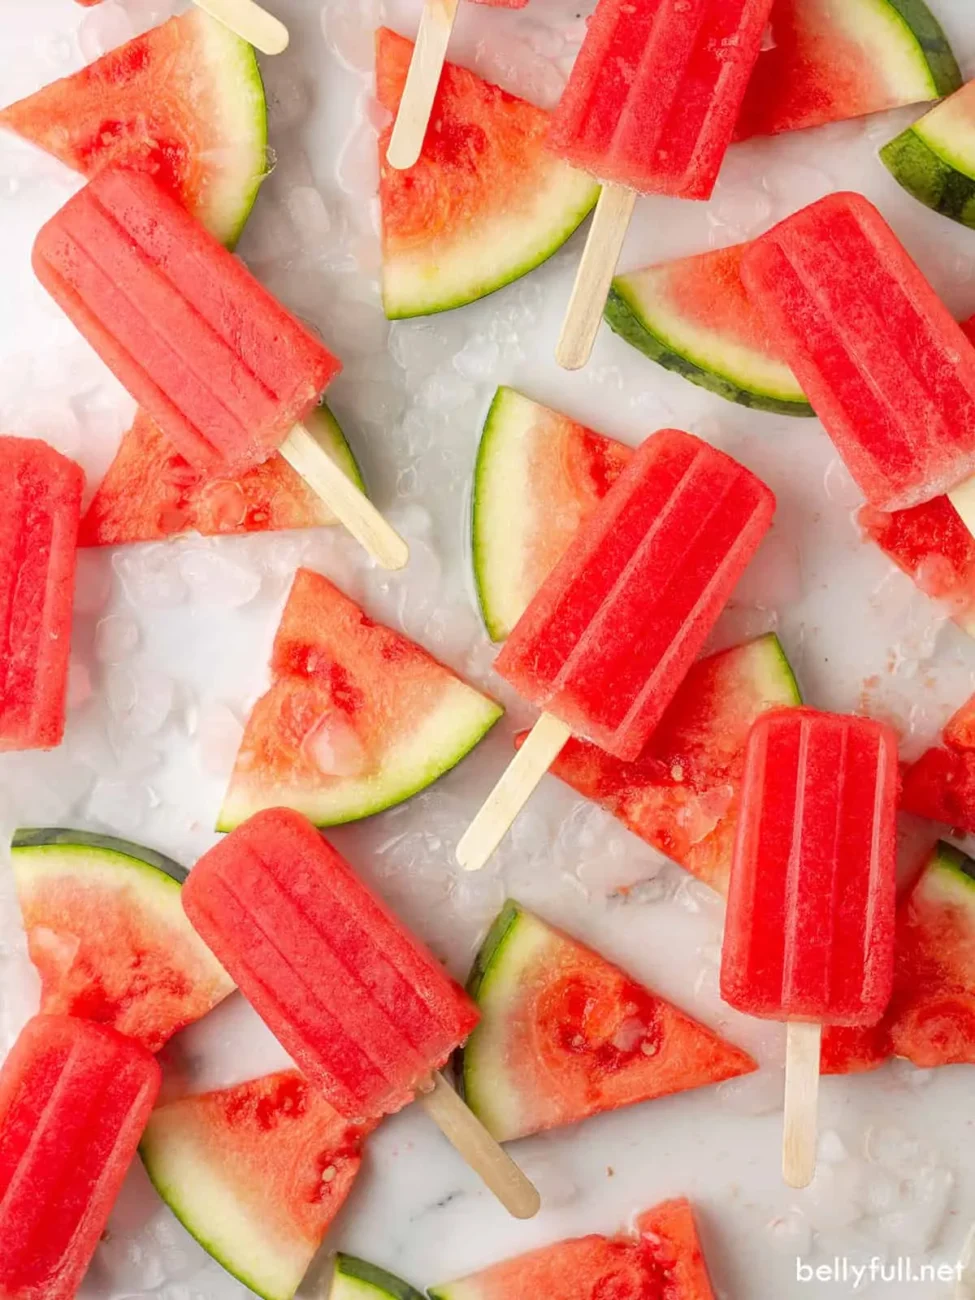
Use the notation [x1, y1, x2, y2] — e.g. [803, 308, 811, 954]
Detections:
[219, 568, 503, 829]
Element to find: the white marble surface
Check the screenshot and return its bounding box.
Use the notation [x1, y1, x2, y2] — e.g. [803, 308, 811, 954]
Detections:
[3, 0, 975, 1296]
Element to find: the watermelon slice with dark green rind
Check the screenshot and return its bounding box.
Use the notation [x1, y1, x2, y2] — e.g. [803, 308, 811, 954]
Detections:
[80, 404, 364, 547]
[886, 841, 975, 1066]
[882, 79, 975, 230]
[429, 1197, 715, 1300]
[219, 568, 503, 831]
[10, 828, 234, 1052]
[459, 901, 755, 1143]
[472, 387, 632, 642]
[141, 1071, 371, 1300]
[606, 245, 813, 417]
[0, 10, 267, 248]
[735, 0, 961, 141]
[330, 1256, 425, 1300]
[377, 28, 599, 320]
[537, 635, 801, 895]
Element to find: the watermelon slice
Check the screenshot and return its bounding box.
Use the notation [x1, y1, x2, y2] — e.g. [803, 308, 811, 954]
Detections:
[0, 10, 266, 247]
[141, 1070, 371, 1300]
[219, 568, 503, 830]
[472, 388, 632, 642]
[902, 746, 975, 833]
[536, 636, 801, 895]
[80, 404, 363, 547]
[429, 1197, 715, 1300]
[885, 841, 975, 1067]
[11, 828, 234, 1052]
[735, 0, 961, 140]
[606, 245, 813, 416]
[459, 901, 755, 1143]
[376, 28, 599, 319]
[330, 1257, 426, 1300]
[859, 497, 975, 640]
[882, 79, 975, 229]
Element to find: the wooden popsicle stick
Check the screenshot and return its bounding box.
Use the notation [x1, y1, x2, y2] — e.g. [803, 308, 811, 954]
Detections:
[783, 1021, 822, 1189]
[280, 424, 409, 571]
[456, 712, 572, 872]
[387, 0, 460, 170]
[192, 0, 290, 55]
[955, 1221, 975, 1299]
[420, 1071, 541, 1219]
[556, 185, 637, 372]
[949, 475, 975, 542]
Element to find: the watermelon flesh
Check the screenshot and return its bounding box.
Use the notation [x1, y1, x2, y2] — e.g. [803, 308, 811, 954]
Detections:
[735, 0, 961, 139]
[12, 830, 235, 1053]
[885, 842, 975, 1066]
[219, 568, 502, 830]
[0, 11, 267, 247]
[429, 1197, 715, 1300]
[141, 1070, 372, 1300]
[461, 902, 755, 1143]
[376, 28, 598, 319]
[901, 688, 975, 832]
[80, 405, 362, 547]
[537, 635, 800, 895]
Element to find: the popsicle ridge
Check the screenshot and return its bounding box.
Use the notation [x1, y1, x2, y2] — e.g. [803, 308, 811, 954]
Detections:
[741, 193, 975, 512]
[549, 0, 774, 199]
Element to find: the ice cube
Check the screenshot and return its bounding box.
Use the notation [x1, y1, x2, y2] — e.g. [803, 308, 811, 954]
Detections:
[94, 615, 140, 665]
[197, 703, 245, 778]
[322, 1, 380, 72]
[716, 1067, 784, 1117]
[87, 779, 151, 834]
[105, 666, 174, 737]
[114, 545, 188, 607]
[78, 3, 136, 63]
[178, 547, 262, 608]
[302, 713, 369, 778]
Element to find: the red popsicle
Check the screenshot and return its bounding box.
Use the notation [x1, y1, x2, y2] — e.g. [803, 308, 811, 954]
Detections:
[0, 437, 83, 752]
[182, 808, 539, 1218]
[721, 708, 898, 1186]
[33, 168, 406, 569]
[458, 429, 776, 871]
[0, 1015, 160, 1300]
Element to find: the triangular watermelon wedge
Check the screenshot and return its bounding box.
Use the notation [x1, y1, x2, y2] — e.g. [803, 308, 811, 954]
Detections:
[885, 841, 975, 1067]
[429, 1196, 715, 1300]
[11, 828, 234, 1053]
[140, 1070, 373, 1300]
[532, 635, 802, 896]
[735, 0, 961, 140]
[219, 568, 503, 830]
[459, 901, 756, 1143]
[0, 10, 267, 246]
[376, 28, 599, 319]
[80, 405, 363, 547]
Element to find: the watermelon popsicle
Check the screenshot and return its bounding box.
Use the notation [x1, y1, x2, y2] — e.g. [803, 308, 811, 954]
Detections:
[0, 1015, 161, 1300]
[457, 429, 776, 872]
[182, 808, 540, 1219]
[33, 167, 408, 571]
[721, 708, 898, 1188]
[740, 191, 975, 533]
[386, 0, 529, 171]
[0, 437, 84, 753]
[550, 0, 775, 370]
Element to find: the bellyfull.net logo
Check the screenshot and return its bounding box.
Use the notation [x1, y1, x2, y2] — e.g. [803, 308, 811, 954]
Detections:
[796, 1257, 964, 1288]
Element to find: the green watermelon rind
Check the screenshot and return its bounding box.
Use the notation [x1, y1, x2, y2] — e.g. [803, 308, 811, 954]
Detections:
[471, 387, 539, 643]
[310, 403, 367, 495]
[604, 284, 815, 418]
[140, 1107, 307, 1300]
[884, 0, 963, 100]
[382, 176, 600, 320]
[330, 1255, 426, 1300]
[11, 827, 187, 883]
[194, 13, 268, 249]
[217, 683, 503, 832]
[457, 901, 555, 1141]
[881, 118, 975, 232]
[916, 839, 975, 904]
